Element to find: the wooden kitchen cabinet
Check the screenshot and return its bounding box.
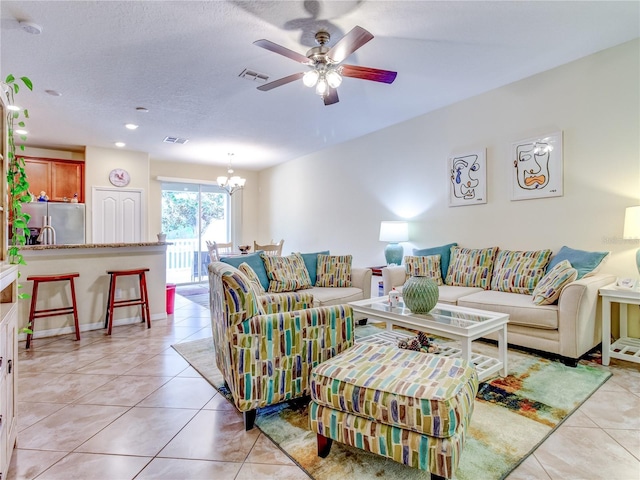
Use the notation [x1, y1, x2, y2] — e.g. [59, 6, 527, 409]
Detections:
[22, 157, 84, 202]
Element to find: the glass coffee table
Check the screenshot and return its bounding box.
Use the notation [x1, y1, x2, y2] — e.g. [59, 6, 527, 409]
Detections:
[349, 296, 509, 381]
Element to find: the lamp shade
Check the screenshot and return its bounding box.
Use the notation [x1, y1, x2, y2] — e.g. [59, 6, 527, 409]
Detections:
[623, 206, 640, 239]
[379, 221, 409, 242]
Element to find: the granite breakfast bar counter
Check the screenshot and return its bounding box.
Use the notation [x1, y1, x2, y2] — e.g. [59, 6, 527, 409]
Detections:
[18, 243, 169, 341]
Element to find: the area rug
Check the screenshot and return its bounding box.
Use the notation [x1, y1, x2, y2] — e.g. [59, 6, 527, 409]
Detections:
[172, 332, 611, 480]
[176, 285, 209, 308]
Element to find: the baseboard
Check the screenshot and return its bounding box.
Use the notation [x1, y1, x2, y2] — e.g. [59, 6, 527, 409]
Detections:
[18, 313, 167, 341]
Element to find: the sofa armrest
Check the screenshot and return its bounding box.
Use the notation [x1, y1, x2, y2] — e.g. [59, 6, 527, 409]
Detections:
[258, 291, 314, 314]
[381, 265, 407, 295]
[351, 267, 373, 299]
[557, 273, 616, 359]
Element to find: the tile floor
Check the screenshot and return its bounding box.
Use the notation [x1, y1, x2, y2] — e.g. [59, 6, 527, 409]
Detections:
[7, 291, 640, 480]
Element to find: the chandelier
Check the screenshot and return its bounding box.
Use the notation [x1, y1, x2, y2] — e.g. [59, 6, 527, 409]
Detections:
[217, 153, 246, 195]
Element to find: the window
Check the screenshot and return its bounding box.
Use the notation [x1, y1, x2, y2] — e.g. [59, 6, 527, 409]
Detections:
[161, 181, 229, 284]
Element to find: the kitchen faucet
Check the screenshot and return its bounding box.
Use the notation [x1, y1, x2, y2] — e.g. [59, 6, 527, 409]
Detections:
[37, 218, 57, 245]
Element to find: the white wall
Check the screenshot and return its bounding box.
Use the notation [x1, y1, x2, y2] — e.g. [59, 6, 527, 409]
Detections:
[258, 39, 640, 278]
[84, 146, 150, 243]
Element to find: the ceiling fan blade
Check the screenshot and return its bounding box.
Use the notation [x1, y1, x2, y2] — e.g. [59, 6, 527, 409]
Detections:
[257, 73, 304, 91]
[323, 88, 339, 106]
[340, 64, 397, 84]
[327, 26, 374, 64]
[253, 39, 311, 64]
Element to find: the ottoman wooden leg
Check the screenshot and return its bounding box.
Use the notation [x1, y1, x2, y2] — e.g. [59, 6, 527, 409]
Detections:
[431, 474, 447, 480]
[243, 409, 256, 431]
[317, 433, 333, 458]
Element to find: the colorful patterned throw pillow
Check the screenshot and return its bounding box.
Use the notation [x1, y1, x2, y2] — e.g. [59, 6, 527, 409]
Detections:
[261, 253, 312, 293]
[490, 249, 552, 294]
[445, 246, 498, 289]
[238, 262, 266, 295]
[532, 260, 578, 305]
[413, 242, 457, 281]
[316, 254, 352, 287]
[404, 255, 443, 285]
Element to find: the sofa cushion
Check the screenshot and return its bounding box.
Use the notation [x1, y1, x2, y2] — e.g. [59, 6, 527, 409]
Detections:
[445, 246, 498, 290]
[546, 246, 610, 280]
[316, 254, 352, 287]
[298, 250, 330, 285]
[261, 253, 312, 293]
[238, 262, 266, 295]
[438, 285, 484, 304]
[306, 286, 364, 307]
[458, 290, 558, 329]
[220, 252, 269, 291]
[413, 242, 457, 280]
[490, 249, 552, 294]
[404, 255, 443, 285]
[532, 260, 578, 305]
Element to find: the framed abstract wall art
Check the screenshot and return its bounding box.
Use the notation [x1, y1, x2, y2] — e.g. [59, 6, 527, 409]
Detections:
[511, 131, 563, 201]
[448, 149, 487, 207]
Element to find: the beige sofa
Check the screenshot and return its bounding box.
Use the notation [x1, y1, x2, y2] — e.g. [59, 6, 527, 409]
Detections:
[382, 265, 615, 365]
[219, 251, 372, 314]
[305, 267, 372, 308]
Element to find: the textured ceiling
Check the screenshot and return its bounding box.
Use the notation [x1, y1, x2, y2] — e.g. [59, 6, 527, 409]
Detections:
[1, 1, 638, 170]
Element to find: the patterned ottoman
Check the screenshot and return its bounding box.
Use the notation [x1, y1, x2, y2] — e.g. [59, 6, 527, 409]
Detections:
[308, 344, 479, 480]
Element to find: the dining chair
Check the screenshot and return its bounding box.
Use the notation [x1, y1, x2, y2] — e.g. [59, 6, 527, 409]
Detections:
[254, 239, 284, 256]
[206, 241, 234, 262]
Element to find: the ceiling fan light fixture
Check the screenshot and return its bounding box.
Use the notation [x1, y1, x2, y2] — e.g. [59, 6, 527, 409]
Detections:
[315, 77, 328, 96]
[303, 70, 319, 87]
[326, 70, 342, 88]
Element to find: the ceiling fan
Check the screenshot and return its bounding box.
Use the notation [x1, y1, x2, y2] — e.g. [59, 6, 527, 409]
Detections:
[253, 26, 397, 106]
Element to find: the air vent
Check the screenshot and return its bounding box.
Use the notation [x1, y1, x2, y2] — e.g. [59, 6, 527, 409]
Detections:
[239, 68, 269, 83]
[163, 136, 189, 144]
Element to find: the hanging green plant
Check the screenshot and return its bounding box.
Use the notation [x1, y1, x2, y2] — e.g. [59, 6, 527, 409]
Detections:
[3, 74, 33, 266]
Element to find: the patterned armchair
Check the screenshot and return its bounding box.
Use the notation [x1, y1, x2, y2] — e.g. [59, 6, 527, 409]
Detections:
[208, 261, 355, 430]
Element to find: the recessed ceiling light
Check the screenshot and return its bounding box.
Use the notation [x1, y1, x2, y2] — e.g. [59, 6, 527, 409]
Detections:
[19, 21, 43, 35]
[45, 89, 62, 96]
[125, 123, 138, 130]
[15, 129, 28, 135]
[115, 142, 126, 147]
[136, 107, 149, 113]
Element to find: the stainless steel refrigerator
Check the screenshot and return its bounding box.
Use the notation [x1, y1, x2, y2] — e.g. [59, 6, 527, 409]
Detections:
[23, 203, 86, 245]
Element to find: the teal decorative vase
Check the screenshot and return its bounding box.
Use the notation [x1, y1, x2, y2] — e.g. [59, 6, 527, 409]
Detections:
[402, 276, 439, 314]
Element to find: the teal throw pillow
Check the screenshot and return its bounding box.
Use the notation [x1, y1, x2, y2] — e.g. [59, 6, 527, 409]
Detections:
[546, 246, 609, 280]
[413, 243, 457, 280]
[220, 251, 269, 291]
[298, 251, 330, 285]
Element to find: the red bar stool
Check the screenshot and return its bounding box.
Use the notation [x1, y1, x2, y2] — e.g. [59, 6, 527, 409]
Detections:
[105, 268, 151, 335]
[26, 272, 81, 349]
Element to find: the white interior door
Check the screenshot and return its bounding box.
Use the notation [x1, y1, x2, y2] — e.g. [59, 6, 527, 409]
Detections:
[93, 187, 144, 243]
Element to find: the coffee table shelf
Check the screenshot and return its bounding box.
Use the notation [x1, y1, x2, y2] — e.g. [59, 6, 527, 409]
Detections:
[357, 330, 503, 382]
[350, 296, 509, 382]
